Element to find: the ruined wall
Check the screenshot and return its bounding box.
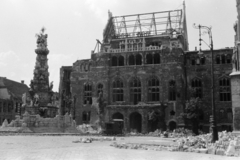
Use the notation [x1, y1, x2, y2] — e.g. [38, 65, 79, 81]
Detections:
[70, 37, 186, 133]
[186, 48, 233, 131]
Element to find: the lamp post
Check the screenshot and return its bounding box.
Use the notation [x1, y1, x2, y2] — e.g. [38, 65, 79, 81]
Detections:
[193, 23, 218, 142]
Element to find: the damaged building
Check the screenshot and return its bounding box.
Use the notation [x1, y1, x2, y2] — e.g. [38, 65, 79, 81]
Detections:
[60, 6, 233, 133]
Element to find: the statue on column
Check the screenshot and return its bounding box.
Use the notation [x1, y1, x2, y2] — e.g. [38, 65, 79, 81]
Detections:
[232, 46, 238, 72]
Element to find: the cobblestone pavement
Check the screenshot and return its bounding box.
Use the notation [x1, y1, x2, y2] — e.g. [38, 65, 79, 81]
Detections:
[0, 136, 239, 160]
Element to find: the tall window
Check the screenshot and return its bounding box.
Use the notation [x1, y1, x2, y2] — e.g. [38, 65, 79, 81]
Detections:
[113, 78, 124, 102]
[136, 54, 142, 65]
[118, 56, 124, 66]
[0, 102, 2, 113]
[191, 78, 202, 98]
[130, 77, 141, 104]
[219, 78, 231, 101]
[112, 56, 117, 66]
[148, 77, 160, 101]
[153, 53, 160, 64]
[97, 83, 103, 95]
[3, 103, 6, 113]
[169, 80, 176, 101]
[82, 111, 91, 123]
[146, 54, 153, 64]
[129, 55, 135, 65]
[8, 103, 12, 113]
[84, 83, 92, 104]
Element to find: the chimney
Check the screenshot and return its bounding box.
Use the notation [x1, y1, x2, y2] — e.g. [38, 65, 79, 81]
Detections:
[195, 46, 197, 51]
[21, 80, 24, 84]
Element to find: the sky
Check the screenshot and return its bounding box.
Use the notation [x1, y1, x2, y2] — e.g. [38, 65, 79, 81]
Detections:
[0, 0, 237, 92]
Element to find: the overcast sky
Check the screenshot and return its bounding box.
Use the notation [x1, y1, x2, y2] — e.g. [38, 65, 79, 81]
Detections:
[0, 0, 237, 92]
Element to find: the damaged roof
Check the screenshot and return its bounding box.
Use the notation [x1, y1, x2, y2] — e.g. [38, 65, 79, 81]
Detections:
[0, 77, 29, 101]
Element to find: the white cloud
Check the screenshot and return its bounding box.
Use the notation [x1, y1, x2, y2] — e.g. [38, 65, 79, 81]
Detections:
[0, 51, 20, 66]
[74, 11, 82, 17]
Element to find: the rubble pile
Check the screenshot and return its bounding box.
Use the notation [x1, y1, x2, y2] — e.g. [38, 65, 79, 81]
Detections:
[73, 136, 116, 143]
[147, 128, 195, 138]
[173, 131, 240, 156]
[110, 142, 165, 151]
[111, 131, 240, 157]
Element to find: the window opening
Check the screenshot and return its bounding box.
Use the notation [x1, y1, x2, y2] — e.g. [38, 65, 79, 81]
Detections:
[113, 79, 124, 102]
[130, 77, 141, 104]
[84, 84, 92, 104]
[219, 78, 231, 101]
[148, 77, 160, 101]
[191, 78, 202, 98]
[169, 80, 176, 101]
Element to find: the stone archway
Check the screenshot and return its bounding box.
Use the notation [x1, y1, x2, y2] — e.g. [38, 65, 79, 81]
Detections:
[112, 112, 124, 120]
[168, 121, 177, 131]
[130, 112, 142, 133]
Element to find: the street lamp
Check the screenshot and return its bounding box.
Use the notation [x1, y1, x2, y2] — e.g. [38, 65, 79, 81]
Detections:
[193, 23, 218, 142]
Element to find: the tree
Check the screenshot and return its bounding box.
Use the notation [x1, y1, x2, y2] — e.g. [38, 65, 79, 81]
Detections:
[180, 97, 200, 135]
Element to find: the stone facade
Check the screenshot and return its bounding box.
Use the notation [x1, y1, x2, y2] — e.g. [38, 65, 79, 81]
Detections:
[60, 10, 233, 133]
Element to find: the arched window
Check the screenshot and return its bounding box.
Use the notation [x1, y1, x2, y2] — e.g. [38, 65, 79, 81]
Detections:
[118, 55, 124, 66]
[148, 77, 160, 101]
[113, 78, 124, 102]
[191, 78, 202, 98]
[97, 83, 103, 95]
[219, 78, 231, 101]
[226, 54, 231, 64]
[84, 63, 88, 72]
[153, 53, 160, 64]
[130, 77, 141, 104]
[112, 56, 118, 66]
[84, 83, 92, 104]
[136, 54, 142, 65]
[221, 54, 226, 64]
[82, 111, 91, 123]
[129, 55, 135, 65]
[169, 80, 176, 101]
[216, 55, 220, 64]
[146, 54, 153, 64]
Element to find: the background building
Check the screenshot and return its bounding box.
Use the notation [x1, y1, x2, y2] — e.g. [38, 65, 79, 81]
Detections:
[0, 77, 29, 124]
[59, 7, 233, 133]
